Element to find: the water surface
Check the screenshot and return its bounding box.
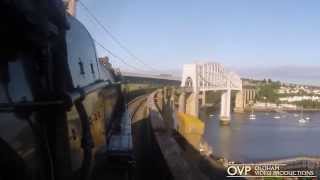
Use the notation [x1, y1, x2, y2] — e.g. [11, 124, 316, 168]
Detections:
[203, 112, 320, 162]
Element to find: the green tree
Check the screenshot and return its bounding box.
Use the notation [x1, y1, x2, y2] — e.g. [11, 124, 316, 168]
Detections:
[256, 81, 280, 103]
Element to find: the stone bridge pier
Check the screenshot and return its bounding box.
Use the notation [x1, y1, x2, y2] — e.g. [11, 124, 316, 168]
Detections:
[233, 88, 256, 112]
[178, 87, 256, 123]
[178, 91, 199, 117]
[234, 91, 244, 113]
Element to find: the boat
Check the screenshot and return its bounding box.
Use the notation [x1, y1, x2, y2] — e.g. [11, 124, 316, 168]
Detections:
[298, 107, 308, 124]
[249, 114, 256, 120]
[298, 118, 307, 124]
[209, 114, 214, 117]
[249, 109, 256, 120]
[273, 109, 286, 119]
[293, 113, 299, 117]
[273, 115, 281, 119]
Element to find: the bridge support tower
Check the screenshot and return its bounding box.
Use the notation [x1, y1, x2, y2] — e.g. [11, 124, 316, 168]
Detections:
[186, 92, 199, 117]
[220, 89, 231, 125]
[178, 92, 186, 113]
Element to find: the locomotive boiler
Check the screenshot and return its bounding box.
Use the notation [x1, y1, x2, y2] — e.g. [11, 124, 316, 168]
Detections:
[0, 1, 123, 179]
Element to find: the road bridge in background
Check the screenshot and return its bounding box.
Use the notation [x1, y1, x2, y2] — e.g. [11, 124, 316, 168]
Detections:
[121, 71, 181, 86]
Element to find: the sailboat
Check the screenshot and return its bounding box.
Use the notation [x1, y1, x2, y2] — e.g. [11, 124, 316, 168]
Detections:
[298, 107, 307, 124]
[249, 108, 256, 120]
[273, 115, 281, 119]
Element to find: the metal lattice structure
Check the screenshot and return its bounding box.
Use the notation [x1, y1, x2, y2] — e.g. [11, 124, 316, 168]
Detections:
[181, 63, 242, 92]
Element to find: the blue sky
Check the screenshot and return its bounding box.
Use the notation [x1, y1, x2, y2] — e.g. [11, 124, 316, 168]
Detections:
[76, 0, 320, 84]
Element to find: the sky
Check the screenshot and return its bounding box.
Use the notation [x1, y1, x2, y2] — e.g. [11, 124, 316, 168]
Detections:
[76, 0, 320, 85]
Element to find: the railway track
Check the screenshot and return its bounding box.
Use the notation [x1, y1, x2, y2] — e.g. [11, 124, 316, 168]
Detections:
[127, 95, 148, 119]
[128, 94, 166, 180]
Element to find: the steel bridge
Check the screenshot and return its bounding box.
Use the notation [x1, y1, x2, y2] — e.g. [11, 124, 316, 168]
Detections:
[180, 63, 242, 124]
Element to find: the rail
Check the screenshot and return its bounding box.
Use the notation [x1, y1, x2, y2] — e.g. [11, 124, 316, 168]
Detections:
[127, 94, 149, 120]
[146, 89, 209, 180]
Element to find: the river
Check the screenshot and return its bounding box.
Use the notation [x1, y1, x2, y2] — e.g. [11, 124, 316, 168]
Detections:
[203, 111, 320, 162]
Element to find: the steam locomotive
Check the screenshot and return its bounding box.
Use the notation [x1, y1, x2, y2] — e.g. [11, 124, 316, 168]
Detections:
[0, 1, 123, 179]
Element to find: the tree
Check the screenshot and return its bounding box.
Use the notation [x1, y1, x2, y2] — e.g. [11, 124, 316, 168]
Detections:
[256, 82, 280, 103]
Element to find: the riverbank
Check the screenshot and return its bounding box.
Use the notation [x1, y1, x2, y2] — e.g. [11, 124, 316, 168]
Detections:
[249, 107, 320, 112]
[207, 146, 320, 171]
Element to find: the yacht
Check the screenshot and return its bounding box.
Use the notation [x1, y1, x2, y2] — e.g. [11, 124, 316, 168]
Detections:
[249, 109, 256, 120]
[298, 107, 308, 124]
[249, 114, 256, 120]
[298, 118, 307, 124]
[273, 116, 281, 119]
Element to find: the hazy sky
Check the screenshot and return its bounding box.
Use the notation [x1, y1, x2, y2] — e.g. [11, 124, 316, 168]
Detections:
[76, 0, 320, 84]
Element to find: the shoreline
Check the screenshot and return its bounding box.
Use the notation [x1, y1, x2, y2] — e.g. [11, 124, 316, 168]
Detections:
[208, 152, 320, 166]
[248, 108, 320, 112]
